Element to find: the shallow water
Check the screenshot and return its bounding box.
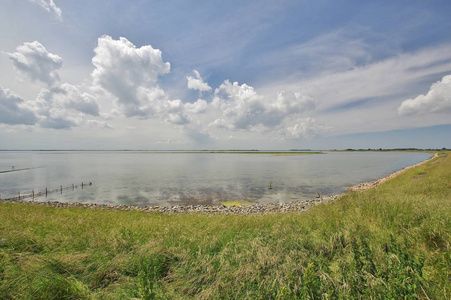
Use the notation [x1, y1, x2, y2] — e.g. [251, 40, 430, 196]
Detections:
[0, 151, 432, 206]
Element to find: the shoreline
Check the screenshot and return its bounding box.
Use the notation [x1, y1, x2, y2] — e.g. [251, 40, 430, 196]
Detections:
[346, 152, 438, 192]
[0, 152, 438, 214]
[0, 195, 338, 215]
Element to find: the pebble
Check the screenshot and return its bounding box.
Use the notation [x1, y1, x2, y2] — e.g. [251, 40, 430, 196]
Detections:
[347, 152, 437, 192]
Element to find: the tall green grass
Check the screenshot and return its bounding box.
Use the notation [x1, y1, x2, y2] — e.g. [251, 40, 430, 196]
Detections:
[0, 152, 450, 299]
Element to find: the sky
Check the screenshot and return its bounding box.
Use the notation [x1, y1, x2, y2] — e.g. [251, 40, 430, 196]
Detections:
[0, 0, 451, 150]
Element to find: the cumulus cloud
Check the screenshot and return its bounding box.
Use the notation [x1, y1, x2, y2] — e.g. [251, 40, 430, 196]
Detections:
[39, 107, 76, 129]
[32, 83, 102, 129]
[91, 36, 171, 118]
[164, 99, 189, 125]
[272, 91, 315, 114]
[210, 80, 316, 131]
[5, 40, 106, 130]
[35, 85, 97, 113]
[398, 74, 451, 116]
[55, 84, 100, 116]
[0, 86, 38, 125]
[34, 89, 77, 129]
[85, 120, 113, 129]
[7, 41, 62, 86]
[29, 0, 62, 21]
[285, 117, 324, 139]
[3, 35, 325, 141]
[184, 99, 208, 114]
[211, 80, 266, 130]
[186, 70, 211, 92]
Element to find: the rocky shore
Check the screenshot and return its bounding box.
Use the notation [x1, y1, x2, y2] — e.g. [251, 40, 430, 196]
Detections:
[0, 152, 438, 215]
[347, 152, 437, 192]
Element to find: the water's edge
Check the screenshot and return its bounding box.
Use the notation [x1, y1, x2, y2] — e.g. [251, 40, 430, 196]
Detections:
[0, 152, 437, 214]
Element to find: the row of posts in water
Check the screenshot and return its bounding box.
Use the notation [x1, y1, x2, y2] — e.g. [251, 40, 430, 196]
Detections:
[1, 182, 92, 201]
[3, 181, 276, 202]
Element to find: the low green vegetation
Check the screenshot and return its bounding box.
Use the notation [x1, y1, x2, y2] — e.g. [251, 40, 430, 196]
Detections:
[139, 151, 323, 155]
[0, 152, 450, 299]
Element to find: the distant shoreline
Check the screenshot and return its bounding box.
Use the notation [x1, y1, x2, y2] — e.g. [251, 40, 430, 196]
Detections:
[0, 150, 323, 155]
[0, 148, 447, 152]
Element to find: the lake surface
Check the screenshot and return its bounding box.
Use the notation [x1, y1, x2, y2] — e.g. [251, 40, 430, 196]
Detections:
[0, 151, 432, 206]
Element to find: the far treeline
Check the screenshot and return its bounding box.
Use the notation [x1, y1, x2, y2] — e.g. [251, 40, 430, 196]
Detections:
[339, 147, 449, 151]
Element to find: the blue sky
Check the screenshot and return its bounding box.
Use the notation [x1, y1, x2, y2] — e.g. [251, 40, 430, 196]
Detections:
[0, 0, 450, 150]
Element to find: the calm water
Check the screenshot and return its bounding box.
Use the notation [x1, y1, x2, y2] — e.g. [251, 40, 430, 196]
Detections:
[0, 151, 431, 206]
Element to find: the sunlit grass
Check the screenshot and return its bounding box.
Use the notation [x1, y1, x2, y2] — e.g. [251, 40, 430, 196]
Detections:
[0, 152, 449, 299]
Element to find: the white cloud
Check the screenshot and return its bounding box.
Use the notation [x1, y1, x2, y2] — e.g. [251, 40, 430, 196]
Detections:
[186, 70, 211, 92]
[184, 99, 208, 114]
[7, 41, 62, 86]
[29, 0, 62, 21]
[272, 91, 315, 115]
[0, 86, 37, 125]
[32, 83, 102, 129]
[55, 83, 100, 116]
[210, 80, 316, 131]
[179, 79, 322, 143]
[34, 89, 77, 129]
[5, 40, 107, 130]
[39, 107, 76, 129]
[259, 43, 451, 135]
[0, 35, 330, 143]
[85, 120, 112, 129]
[398, 74, 451, 116]
[2, 36, 325, 141]
[164, 99, 189, 125]
[211, 80, 266, 130]
[285, 117, 325, 139]
[91, 36, 170, 118]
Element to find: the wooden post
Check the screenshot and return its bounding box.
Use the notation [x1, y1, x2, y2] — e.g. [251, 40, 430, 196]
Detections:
[60, 185, 63, 194]
[46, 187, 48, 197]
[32, 190, 35, 200]
[82, 182, 84, 189]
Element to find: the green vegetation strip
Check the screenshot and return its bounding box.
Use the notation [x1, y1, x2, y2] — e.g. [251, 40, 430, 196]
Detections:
[0, 152, 450, 299]
[132, 151, 322, 155]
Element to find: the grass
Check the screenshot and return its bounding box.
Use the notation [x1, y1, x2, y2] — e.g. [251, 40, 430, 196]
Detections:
[0, 152, 450, 299]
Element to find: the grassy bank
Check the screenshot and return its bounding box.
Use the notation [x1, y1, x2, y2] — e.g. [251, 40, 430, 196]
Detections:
[0, 152, 450, 299]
